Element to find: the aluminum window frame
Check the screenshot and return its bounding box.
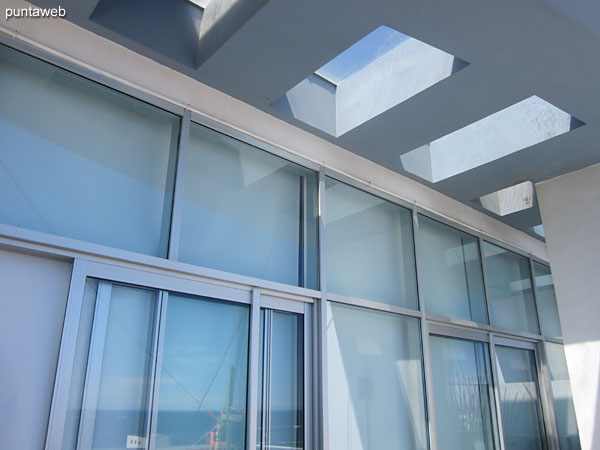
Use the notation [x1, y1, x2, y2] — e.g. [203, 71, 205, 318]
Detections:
[44, 258, 317, 450]
[0, 37, 573, 450]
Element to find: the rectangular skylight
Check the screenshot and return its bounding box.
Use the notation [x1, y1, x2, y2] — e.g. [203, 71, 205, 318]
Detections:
[272, 25, 468, 137]
[188, 0, 211, 9]
[479, 181, 534, 216]
[400, 96, 582, 183]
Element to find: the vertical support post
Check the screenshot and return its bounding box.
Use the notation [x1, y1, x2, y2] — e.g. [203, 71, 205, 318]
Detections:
[45, 258, 88, 450]
[478, 237, 495, 328]
[304, 302, 313, 450]
[146, 291, 166, 450]
[489, 334, 507, 450]
[411, 207, 438, 450]
[149, 292, 169, 450]
[246, 288, 261, 450]
[317, 169, 329, 450]
[167, 109, 191, 260]
[76, 281, 113, 450]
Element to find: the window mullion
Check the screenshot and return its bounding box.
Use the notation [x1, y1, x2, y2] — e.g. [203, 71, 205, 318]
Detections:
[148, 291, 169, 450]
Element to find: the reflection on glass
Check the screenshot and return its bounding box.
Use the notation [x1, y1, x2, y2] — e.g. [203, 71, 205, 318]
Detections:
[327, 302, 427, 450]
[546, 343, 581, 450]
[430, 336, 495, 450]
[533, 263, 562, 338]
[178, 124, 318, 289]
[78, 283, 157, 449]
[418, 215, 488, 323]
[495, 346, 544, 450]
[324, 178, 418, 308]
[258, 310, 303, 450]
[155, 294, 249, 450]
[483, 243, 539, 334]
[0, 45, 179, 257]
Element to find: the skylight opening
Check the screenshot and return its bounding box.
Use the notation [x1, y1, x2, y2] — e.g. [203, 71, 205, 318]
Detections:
[400, 96, 584, 183]
[479, 181, 535, 216]
[272, 25, 468, 137]
[188, 0, 211, 9]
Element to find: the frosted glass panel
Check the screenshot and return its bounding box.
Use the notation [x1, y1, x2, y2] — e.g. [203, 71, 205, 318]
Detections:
[155, 294, 249, 450]
[179, 124, 318, 288]
[495, 346, 544, 450]
[483, 243, 539, 334]
[419, 215, 488, 323]
[546, 343, 581, 450]
[0, 46, 179, 256]
[78, 283, 157, 450]
[430, 336, 495, 450]
[533, 263, 562, 338]
[258, 311, 303, 450]
[324, 178, 418, 308]
[327, 302, 427, 450]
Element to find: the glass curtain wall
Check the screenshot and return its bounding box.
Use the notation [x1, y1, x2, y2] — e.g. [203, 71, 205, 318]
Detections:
[0, 45, 179, 257]
[62, 280, 250, 450]
[324, 178, 417, 308]
[495, 346, 545, 450]
[155, 294, 249, 450]
[178, 124, 318, 289]
[483, 242, 540, 334]
[327, 302, 427, 450]
[418, 215, 488, 323]
[533, 263, 563, 339]
[257, 310, 304, 450]
[1, 42, 584, 450]
[429, 335, 496, 450]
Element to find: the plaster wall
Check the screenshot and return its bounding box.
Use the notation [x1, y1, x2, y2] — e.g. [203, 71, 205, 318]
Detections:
[537, 162, 600, 450]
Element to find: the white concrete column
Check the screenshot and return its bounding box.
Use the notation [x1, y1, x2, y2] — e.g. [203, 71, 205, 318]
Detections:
[537, 162, 600, 450]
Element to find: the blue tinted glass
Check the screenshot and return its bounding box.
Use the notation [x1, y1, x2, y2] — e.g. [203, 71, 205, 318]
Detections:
[483, 243, 540, 334]
[324, 178, 418, 308]
[155, 294, 249, 450]
[327, 302, 427, 450]
[496, 346, 544, 450]
[77, 283, 157, 450]
[0, 46, 179, 257]
[533, 263, 562, 338]
[430, 336, 495, 450]
[258, 311, 303, 450]
[178, 124, 318, 288]
[419, 215, 488, 323]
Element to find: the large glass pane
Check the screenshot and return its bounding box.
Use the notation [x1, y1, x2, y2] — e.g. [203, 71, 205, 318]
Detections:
[495, 346, 544, 450]
[258, 310, 303, 450]
[483, 243, 539, 334]
[546, 343, 581, 450]
[430, 335, 496, 450]
[155, 294, 249, 450]
[0, 45, 179, 257]
[78, 283, 158, 449]
[327, 302, 427, 450]
[324, 178, 418, 308]
[178, 124, 318, 288]
[533, 263, 562, 338]
[418, 215, 488, 323]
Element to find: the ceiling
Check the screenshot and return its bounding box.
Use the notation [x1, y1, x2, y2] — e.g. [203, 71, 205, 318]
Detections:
[31, 0, 600, 239]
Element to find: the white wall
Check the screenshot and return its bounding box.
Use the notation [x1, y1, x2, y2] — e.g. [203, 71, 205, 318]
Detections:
[537, 162, 600, 450]
[0, 248, 72, 450]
